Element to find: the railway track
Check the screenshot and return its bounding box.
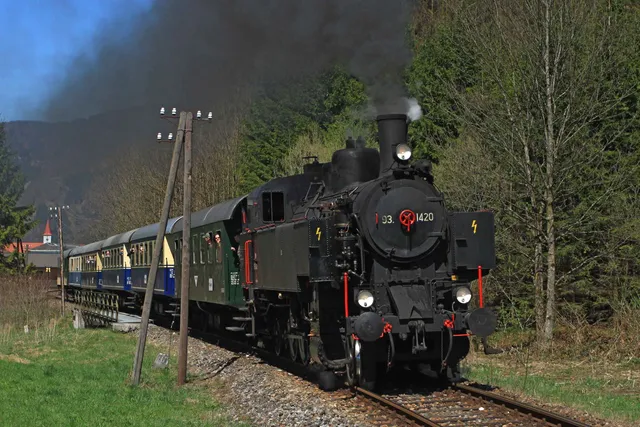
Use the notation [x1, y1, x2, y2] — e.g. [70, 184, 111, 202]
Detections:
[183, 321, 592, 427]
[353, 382, 591, 427]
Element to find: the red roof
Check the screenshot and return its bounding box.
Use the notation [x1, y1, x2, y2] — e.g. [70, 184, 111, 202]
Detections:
[43, 219, 52, 236]
[3, 242, 45, 253]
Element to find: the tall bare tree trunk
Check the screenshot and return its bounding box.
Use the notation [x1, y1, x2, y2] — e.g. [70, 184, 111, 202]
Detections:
[522, 131, 546, 340]
[534, 237, 545, 339]
[542, 0, 557, 344]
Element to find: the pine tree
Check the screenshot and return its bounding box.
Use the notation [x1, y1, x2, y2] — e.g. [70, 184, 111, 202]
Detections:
[0, 122, 34, 273]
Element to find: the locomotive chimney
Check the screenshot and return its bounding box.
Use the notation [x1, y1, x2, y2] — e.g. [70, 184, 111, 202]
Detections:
[376, 114, 408, 174]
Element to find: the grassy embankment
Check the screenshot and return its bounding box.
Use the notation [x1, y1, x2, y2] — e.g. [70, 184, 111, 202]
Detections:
[0, 276, 239, 427]
[461, 321, 640, 426]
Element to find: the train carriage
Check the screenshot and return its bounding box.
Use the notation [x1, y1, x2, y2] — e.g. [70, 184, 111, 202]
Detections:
[67, 240, 104, 289]
[173, 195, 246, 308]
[101, 229, 137, 291]
[128, 218, 181, 297]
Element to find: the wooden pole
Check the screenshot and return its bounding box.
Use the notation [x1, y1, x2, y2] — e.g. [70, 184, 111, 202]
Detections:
[178, 112, 193, 386]
[57, 207, 65, 317]
[132, 111, 186, 386]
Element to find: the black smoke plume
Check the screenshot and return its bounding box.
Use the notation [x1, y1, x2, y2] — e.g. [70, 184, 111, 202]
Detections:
[40, 0, 413, 121]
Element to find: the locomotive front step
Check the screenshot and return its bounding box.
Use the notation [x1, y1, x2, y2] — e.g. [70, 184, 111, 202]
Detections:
[226, 326, 245, 332]
[232, 317, 252, 322]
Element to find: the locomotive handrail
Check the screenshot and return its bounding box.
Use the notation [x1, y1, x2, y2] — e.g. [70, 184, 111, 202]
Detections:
[244, 240, 253, 285]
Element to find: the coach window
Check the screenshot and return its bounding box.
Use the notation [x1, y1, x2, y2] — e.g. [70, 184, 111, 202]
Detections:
[206, 232, 213, 264]
[215, 231, 222, 264]
[262, 191, 285, 222]
[206, 233, 212, 264]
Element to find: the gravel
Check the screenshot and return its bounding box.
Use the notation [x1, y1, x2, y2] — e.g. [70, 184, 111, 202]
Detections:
[144, 325, 369, 427]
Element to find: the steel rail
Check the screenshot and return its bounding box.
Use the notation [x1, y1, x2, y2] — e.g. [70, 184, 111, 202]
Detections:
[353, 386, 442, 427]
[454, 383, 591, 427]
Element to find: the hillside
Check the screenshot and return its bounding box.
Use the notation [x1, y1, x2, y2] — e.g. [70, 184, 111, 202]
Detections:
[5, 107, 175, 243]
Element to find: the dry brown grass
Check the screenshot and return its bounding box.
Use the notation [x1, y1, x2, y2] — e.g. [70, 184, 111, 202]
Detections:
[0, 275, 60, 329]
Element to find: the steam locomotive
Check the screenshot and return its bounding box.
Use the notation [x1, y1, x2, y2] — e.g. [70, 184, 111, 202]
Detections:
[65, 113, 497, 390]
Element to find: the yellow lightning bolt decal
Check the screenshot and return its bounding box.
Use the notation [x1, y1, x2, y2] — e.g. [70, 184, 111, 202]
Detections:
[472, 220, 477, 234]
[316, 227, 322, 241]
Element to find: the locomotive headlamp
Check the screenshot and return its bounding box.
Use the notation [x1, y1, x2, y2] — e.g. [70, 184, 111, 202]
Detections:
[395, 143, 412, 161]
[357, 290, 375, 308]
[456, 287, 472, 304]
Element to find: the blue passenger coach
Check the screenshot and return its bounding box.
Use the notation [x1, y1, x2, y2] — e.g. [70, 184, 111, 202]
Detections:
[67, 240, 104, 289]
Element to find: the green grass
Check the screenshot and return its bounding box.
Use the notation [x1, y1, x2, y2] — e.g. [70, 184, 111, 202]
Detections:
[462, 355, 640, 425]
[0, 322, 241, 427]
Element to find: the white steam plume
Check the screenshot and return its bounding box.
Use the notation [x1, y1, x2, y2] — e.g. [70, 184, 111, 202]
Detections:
[406, 98, 422, 121]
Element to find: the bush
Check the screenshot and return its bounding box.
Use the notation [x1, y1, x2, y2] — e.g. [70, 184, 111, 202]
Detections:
[0, 275, 60, 328]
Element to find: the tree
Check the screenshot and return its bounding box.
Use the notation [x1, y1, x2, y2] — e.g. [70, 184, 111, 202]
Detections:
[406, 0, 478, 162]
[0, 121, 34, 273]
[239, 68, 370, 191]
[84, 96, 249, 240]
[442, 0, 639, 344]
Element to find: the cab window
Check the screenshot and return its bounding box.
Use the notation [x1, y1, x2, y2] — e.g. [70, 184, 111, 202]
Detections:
[262, 192, 285, 222]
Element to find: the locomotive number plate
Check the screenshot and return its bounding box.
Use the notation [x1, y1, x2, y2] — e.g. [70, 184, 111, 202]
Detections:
[380, 212, 435, 224]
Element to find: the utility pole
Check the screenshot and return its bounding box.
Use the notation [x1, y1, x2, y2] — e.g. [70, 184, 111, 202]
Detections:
[131, 110, 186, 386]
[176, 109, 211, 386]
[178, 112, 193, 386]
[50, 205, 69, 316]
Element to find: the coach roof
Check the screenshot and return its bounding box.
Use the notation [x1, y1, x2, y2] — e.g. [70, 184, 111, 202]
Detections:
[174, 195, 246, 230]
[130, 217, 182, 242]
[69, 240, 105, 256]
[102, 229, 139, 248]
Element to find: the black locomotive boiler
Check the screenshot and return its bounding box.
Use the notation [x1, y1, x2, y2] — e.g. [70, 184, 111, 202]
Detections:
[65, 113, 497, 391]
[237, 113, 497, 389]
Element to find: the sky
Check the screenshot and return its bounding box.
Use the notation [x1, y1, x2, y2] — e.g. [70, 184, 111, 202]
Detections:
[0, 0, 154, 121]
